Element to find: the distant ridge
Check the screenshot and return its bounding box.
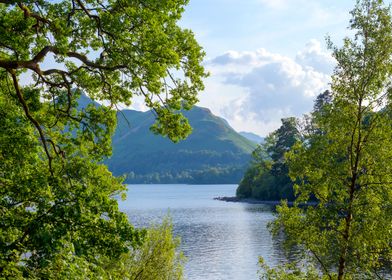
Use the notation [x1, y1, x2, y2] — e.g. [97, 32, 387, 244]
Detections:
[107, 106, 257, 184]
[77, 95, 257, 183]
[239, 132, 264, 144]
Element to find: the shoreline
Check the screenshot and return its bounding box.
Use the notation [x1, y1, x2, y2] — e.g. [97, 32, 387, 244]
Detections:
[214, 196, 317, 207]
[213, 196, 288, 205]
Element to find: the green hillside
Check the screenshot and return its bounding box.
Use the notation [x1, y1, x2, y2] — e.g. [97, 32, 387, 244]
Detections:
[239, 132, 264, 144]
[106, 106, 256, 184]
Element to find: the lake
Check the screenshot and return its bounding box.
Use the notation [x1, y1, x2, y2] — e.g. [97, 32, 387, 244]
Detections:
[118, 184, 286, 280]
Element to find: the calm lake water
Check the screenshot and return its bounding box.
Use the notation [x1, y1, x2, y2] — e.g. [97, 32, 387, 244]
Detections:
[118, 184, 286, 280]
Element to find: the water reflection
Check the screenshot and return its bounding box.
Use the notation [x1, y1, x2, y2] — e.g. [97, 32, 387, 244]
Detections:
[119, 185, 287, 280]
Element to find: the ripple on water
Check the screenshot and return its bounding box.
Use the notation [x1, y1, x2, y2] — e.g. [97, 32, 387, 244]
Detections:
[121, 185, 288, 280]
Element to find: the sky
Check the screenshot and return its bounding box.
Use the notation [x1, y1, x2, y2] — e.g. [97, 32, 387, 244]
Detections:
[23, 1, 389, 137]
[175, 0, 358, 136]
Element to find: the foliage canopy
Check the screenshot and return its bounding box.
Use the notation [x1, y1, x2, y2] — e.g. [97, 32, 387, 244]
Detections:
[0, 0, 206, 278]
[236, 117, 300, 201]
[263, 0, 392, 279]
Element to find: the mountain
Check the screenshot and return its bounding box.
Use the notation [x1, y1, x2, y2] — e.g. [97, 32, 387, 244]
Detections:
[239, 132, 264, 144]
[77, 93, 101, 108]
[105, 106, 257, 184]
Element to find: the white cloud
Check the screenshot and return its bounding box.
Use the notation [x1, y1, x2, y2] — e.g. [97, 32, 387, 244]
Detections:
[257, 0, 290, 10]
[295, 39, 336, 74]
[202, 40, 335, 136]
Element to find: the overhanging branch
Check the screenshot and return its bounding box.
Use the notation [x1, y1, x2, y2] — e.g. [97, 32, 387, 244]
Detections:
[0, 46, 128, 73]
[9, 70, 54, 176]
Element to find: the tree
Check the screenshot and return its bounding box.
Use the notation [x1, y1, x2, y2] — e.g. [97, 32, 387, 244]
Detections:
[104, 218, 185, 280]
[0, 0, 206, 278]
[266, 0, 392, 279]
[268, 117, 299, 179]
[236, 117, 300, 201]
[313, 90, 333, 117]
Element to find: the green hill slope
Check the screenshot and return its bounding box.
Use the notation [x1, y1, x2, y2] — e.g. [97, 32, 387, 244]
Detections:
[239, 132, 264, 144]
[106, 106, 256, 184]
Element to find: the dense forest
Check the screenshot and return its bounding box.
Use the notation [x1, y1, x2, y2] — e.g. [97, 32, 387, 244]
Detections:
[236, 91, 332, 201]
[236, 117, 300, 201]
[126, 165, 248, 184]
